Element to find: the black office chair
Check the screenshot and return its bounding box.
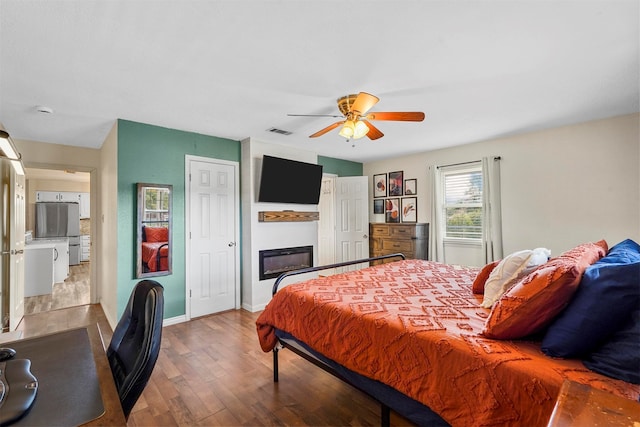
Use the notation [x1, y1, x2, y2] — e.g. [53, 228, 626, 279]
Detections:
[107, 280, 164, 419]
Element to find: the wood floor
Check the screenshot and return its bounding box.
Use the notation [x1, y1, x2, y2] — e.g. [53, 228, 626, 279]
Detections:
[17, 305, 416, 427]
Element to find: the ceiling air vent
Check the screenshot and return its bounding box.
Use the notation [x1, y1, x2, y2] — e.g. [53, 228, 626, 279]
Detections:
[267, 127, 293, 136]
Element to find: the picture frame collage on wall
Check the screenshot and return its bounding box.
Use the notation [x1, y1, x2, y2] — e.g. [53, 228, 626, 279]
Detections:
[373, 172, 417, 223]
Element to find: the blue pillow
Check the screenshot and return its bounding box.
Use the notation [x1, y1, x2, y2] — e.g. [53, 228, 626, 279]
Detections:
[583, 309, 640, 384]
[596, 239, 640, 264]
[541, 239, 640, 358]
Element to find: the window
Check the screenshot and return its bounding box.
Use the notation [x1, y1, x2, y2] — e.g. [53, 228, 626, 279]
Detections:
[143, 187, 170, 225]
[442, 164, 483, 240]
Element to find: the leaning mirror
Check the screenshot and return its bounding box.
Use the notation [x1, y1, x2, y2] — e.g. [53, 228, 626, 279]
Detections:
[136, 183, 172, 278]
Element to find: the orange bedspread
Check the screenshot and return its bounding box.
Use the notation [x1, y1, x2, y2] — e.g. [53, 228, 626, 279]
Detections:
[256, 260, 640, 427]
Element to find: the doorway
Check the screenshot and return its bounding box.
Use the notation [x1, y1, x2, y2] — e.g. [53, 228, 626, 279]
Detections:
[23, 168, 92, 315]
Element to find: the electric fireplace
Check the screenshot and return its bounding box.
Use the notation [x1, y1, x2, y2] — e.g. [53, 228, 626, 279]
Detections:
[259, 245, 313, 280]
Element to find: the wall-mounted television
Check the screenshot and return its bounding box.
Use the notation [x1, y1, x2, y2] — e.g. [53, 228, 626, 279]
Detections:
[258, 155, 323, 204]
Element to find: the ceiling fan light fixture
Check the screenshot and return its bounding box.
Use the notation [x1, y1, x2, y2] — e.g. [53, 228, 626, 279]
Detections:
[353, 120, 369, 139]
[301, 91, 425, 140]
[338, 120, 355, 139]
[338, 119, 369, 140]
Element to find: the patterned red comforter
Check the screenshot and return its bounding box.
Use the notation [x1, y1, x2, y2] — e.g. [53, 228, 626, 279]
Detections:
[256, 260, 640, 427]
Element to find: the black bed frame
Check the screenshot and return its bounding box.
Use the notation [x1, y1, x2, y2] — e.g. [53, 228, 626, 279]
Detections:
[270, 253, 415, 427]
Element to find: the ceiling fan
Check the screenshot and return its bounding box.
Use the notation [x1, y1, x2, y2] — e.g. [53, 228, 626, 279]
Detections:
[288, 92, 425, 141]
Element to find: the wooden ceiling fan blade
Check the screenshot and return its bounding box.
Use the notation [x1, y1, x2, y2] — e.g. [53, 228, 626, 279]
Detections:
[309, 121, 344, 138]
[365, 112, 425, 121]
[288, 114, 344, 118]
[362, 120, 384, 140]
[350, 92, 380, 115]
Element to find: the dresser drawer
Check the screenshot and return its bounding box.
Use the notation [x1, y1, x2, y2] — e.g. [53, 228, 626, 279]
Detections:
[370, 237, 384, 251]
[382, 239, 414, 253]
[370, 224, 390, 236]
[390, 225, 419, 239]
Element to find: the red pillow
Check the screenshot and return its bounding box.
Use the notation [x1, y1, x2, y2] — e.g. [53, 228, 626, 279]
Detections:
[145, 227, 168, 243]
[472, 259, 501, 294]
[482, 240, 607, 339]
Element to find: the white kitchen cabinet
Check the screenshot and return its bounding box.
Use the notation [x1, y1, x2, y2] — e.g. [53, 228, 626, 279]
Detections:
[52, 238, 70, 282]
[36, 191, 81, 203]
[60, 192, 80, 202]
[36, 191, 59, 202]
[79, 192, 90, 218]
[81, 234, 91, 262]
[24, 243, 55, 297]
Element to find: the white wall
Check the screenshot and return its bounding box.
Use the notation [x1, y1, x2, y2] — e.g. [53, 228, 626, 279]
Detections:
[241, 138, 320, 312]
[364, 114, 640, 260]
[97, 122, 119, 327]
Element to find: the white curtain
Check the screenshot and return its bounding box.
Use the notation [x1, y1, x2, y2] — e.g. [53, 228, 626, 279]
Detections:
[428, 165, 444, 262]
[481, 156, 503, 263]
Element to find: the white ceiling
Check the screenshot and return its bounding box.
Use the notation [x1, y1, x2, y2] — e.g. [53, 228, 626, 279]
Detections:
[1, 1, 638, 163]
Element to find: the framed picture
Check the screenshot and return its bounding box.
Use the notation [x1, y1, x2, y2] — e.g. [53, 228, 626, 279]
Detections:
[373, 199, 384, 214]
[401, 197, 417, 223]
[388, 171, 403, 196]
[385, 198, 400, 223]
[373, 174, 387, 198]
[404, 179, 417, 195]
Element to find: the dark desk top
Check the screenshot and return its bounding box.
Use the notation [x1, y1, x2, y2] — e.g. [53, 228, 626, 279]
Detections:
[3, 326, 126, 427]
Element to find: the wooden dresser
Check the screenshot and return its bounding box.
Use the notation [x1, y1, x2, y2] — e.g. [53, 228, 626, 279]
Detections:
[369, 223, 429, 265]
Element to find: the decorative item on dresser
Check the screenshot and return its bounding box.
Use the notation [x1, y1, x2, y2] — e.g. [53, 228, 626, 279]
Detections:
[369, 222, 429, 265]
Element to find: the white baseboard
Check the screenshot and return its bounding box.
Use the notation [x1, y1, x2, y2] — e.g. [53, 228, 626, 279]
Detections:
[163, 315, 187, 327]
[241, 302, 266, 312]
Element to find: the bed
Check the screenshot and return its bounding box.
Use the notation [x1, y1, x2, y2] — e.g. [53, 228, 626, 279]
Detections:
[141, 226, 169, 273]
[256, 240, 640, 427]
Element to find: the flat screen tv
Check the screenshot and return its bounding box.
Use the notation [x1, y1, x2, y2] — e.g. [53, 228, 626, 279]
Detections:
[258, 155, 323, 204]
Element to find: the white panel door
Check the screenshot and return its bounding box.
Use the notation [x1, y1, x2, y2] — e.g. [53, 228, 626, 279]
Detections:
[10, 173, 25, 330]
[317, 175, 336, 275]
[334, 176, 369, 272]
[187, 157, 239, 318]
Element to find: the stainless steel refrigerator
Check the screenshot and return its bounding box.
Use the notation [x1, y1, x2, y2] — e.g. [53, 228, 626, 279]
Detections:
[35, 202, 81, 265]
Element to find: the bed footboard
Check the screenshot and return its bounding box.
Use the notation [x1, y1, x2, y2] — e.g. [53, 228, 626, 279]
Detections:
[271, 252, 405, 295]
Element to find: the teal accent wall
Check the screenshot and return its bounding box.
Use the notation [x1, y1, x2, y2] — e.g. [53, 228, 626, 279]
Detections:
[318, 156, 363, 176]
[117, 119, 240, 319]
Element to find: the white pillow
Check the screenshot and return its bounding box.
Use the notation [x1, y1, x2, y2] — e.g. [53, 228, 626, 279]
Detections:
[481, 250, 533, 308]
[527, 247, 551, 271]
[481, 248, 551, 308]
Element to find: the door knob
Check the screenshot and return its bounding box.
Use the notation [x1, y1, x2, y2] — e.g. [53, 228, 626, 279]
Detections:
[363, 234, 368, 239]
[228, 242, 236, 247]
